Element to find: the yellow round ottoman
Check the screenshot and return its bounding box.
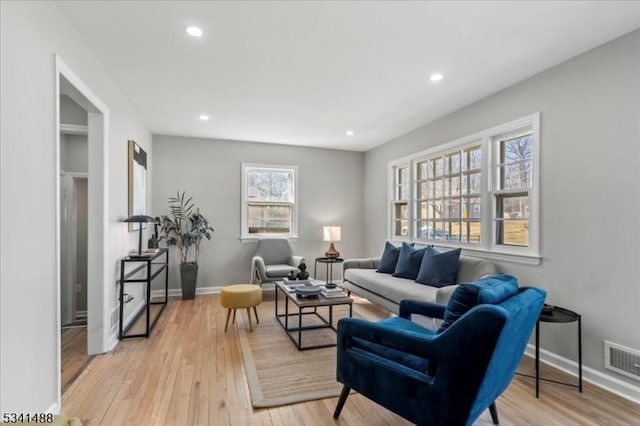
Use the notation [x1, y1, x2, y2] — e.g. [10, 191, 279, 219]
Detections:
[221, 284, 262, 332]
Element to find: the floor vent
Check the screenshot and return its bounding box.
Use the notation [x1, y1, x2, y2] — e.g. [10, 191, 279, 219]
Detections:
[604, 341, 640, 381]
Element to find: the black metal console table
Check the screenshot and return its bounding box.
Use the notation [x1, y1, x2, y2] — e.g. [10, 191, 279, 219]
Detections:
[118, 248, 169, 339]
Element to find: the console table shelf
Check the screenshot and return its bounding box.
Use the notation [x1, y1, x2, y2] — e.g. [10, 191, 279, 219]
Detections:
[118, 248, 169, 339]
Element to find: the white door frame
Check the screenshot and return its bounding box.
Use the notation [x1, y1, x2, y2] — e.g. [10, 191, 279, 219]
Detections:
[55, 55, 109, 409]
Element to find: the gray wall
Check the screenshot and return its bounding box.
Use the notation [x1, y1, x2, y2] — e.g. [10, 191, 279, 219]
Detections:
[60, 134, 88, 173]
[363, 30, 640, 387]
[60, 94, 87, 125]
[152, 135, 365, 289]
[1, 2, 152, 413]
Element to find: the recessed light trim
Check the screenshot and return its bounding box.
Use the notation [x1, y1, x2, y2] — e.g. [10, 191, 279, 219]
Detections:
[346, 130, 354, 136]
[429, 73, 444, 82]
[185, 26, 203, 37]
[199, 114, 210, 121]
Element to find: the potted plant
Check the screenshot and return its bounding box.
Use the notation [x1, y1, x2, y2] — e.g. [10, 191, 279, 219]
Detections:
[158, 191, 214, 299]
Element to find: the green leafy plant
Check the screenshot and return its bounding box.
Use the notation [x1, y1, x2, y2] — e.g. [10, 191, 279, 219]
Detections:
[158, 191, 214, 264]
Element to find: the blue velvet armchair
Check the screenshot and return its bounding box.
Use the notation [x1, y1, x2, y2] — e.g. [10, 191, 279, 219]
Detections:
[334, 276, 546, 426]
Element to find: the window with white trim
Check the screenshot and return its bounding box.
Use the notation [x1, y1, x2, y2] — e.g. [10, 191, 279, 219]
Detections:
[391, 164, 410, 238]
[241, 163, 298, 239]
[388, 114, 540, 262]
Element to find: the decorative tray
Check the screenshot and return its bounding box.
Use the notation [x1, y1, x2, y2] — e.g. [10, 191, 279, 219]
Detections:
[295, 286, 322, 298]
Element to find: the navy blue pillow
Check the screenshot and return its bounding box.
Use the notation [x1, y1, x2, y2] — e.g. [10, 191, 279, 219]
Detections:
[392, 243, 427, 280]
[377, 241, 411, 274]
[415, 247, 462, 288]
[438, 274, 519, 333]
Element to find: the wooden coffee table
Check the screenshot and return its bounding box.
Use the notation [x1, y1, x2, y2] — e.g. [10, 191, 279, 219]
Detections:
[275, 281, 353, 351]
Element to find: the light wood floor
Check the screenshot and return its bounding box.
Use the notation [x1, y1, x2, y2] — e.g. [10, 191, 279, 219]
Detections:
[61, 326, 93, 394]
[62, 293, 640, 425]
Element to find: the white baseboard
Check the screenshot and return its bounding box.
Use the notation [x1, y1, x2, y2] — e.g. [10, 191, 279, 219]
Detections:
[524, 344, 640, 404]
[46, 401, 60, 414]
[151, 286, 223, 298]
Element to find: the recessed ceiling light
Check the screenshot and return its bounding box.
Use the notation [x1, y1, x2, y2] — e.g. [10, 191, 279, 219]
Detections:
[346, 130, 354, 136]
[429, 73, 444, 82]
[199, 114, 209, 121]
[185, 26, 203, 37]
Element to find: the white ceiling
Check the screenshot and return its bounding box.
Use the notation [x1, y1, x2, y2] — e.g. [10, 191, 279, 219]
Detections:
[56, 1, 640, 151]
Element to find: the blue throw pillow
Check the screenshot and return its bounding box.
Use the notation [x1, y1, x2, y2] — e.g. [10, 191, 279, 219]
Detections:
[438, 274, 519, 333]
[415, 247, 462, 288]
[377, 241, 411, 274]
[392, 243, 427, 280]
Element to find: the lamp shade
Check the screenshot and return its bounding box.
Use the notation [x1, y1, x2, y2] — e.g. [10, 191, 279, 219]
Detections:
[323, 226, 341, 242]
[122, 215, 158, 223]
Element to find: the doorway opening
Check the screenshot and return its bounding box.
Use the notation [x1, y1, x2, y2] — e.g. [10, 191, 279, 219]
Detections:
[56, 56, 109, 406]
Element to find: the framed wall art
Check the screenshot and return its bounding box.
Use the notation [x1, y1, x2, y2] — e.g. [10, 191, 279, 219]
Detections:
[127, 139, 147, 231]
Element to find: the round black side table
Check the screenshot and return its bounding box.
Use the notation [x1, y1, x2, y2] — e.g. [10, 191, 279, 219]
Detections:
[535, 305, 582, 398]
[314, 257, 344, 285]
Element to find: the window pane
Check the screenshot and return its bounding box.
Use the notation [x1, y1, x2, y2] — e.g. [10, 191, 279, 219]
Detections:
[396, 220, 408, 236]
[417, 182, 428, 199]
[398, 183, 409, 200]
[469, 148, 482, 170]
[469, 173, 481, 194]
[461, 151, 468, 171]
[417, 161, 428, 180]
[248, 204, 291, 234]
[427, 181, 435, 198]
[428, 201, 442, 219]
[447, 176, 460, 197]
[502, 135, 533, 163]
[468, 197, 481, 219]
[416, 221, 429, 238]
[434, 158, 443, 177]
[417, 201, 428, 220]
[467, 221, 481, 243]
[450, 153, 461, 174]
[395, 202, 408, 220]
[498, 195, 529, 219]
[445, 199, 460, 219]
[448, 222, 461, 242]
[498, 220, 529, 246]
[434, 179, 443, 198]
[247, 170, 293, 202]
[398, 167, 408, 184]
[500, 162, 532, 190]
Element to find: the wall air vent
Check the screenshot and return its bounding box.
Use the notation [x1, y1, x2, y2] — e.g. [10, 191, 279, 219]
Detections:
[604, 341, 640, 382]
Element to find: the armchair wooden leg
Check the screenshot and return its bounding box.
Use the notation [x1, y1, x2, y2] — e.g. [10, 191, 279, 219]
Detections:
[232, 309, 237, 324]
[253, 306, 259, 323]
[489, 402, 499, 425]
[333, 385, 351, 419]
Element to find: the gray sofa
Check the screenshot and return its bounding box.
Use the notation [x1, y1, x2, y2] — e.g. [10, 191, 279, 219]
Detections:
[342, 255, 497, 315]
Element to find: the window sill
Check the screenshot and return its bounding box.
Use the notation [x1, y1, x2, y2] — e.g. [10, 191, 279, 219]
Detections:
[388, 239, 542, 266]
[240, 235, 300, 243]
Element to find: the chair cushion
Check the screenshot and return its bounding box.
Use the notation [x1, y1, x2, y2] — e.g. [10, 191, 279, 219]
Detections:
[377, 241, 412, 274]
[352, 317, 435, 374]
[392, 243, 427, 280]
[438, 274, 518, 333]
[264, 264, 299, 278]
[415, 247, 462, 288]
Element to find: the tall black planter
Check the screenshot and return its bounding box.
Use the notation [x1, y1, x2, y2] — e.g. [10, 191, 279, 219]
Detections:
[180, 262, 198, 300]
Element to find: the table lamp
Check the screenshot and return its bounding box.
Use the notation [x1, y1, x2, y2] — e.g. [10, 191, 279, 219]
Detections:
[123, 215, 158, 257]
[323, 226, 341, 258]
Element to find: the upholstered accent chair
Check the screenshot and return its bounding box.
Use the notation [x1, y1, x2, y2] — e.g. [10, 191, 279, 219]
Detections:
[250, 238, 305, 285]
[334, 276, 546, 426]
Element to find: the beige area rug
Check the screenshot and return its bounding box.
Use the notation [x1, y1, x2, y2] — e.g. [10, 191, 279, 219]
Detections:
[236, 293, 389, 408]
